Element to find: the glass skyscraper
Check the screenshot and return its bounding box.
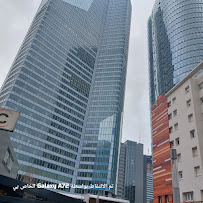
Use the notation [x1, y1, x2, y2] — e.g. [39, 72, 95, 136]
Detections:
[0, 0, 131, 195]
[143, 155, 153, 203]
[148, 0, 203, 105]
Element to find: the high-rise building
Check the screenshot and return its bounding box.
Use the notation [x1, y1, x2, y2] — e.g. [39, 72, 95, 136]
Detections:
[148, 0, 203, 105]
[117, 141, 144, 203]
[143, 155, 153, 203]
[117, 143, 126, 200]
[0, 0, 131, 195]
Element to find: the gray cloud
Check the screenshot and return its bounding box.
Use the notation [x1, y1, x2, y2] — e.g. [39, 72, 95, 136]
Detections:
[0, 0, 40, 88]
[0, 0, 155, 154]
[122, 0, 155, 154]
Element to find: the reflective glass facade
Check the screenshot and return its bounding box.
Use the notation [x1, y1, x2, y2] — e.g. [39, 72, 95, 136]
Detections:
[148, 0, 203, 105]
[75, 0, 131, 195]
[144, 155, 153, 203]
[0, 0, 131, 195]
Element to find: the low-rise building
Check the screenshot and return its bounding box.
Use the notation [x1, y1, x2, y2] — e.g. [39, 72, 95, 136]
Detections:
[151, 95, 173, 203]
[166, 62, 203, 202]
[151, 62, 203, 203]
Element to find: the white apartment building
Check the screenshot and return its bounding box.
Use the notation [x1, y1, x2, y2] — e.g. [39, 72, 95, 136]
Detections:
[166, 62, 203, 202]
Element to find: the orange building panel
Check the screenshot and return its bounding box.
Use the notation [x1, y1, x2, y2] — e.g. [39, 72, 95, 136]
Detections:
[152, 95, 173, 203]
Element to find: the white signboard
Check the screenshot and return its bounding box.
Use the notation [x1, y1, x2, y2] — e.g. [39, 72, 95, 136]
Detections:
[0, 108, 20, 132]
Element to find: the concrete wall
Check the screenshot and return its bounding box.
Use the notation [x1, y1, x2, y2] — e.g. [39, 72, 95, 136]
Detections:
[167, 71, 203, 202]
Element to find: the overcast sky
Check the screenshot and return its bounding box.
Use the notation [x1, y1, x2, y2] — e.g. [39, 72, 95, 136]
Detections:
[0, 0, 155, 154]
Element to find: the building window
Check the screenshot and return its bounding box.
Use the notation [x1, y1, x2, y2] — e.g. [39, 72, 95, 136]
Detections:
[184, 192, 193, 201]
[188, 114, 194, 123]
[192, 147, 198, 157]
[194, 166, 201, 176]
[158, 196, 162, 203]
[200, 97, 203, 104]
[170, 141, 174, 148]
[168, 113, 172, 120]
[186, 99, 191, 107]
[169, 126, 173, 133]
[173, 109, 177, 116]
[175, 138, 180, 146]
[199, 82, 203, 89]
[179, 171, 183, 180]
[2, 148, 14, 172]
[174, 123, 178, 131]
[165, 195, 169, 203]
[172, 97, 176, 104]
[168, 101, 171, 107]
[190, 130, 195, 138]
[185, 86, 190, 94]
[177, 153, 181, 163]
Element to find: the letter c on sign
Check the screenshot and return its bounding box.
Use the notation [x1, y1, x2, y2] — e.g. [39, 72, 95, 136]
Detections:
[0, 113, 9, 124]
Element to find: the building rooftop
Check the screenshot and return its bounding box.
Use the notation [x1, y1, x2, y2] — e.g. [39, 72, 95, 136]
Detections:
[166, 61, 203, 96]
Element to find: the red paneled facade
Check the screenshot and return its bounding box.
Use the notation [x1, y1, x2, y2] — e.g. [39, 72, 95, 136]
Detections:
[152, 95, 173, 203]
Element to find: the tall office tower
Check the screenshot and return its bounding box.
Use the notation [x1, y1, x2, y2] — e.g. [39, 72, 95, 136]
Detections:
[143, 155, 153, 203]
[116, 143, 126, 200]
[117, 141, 144, 203]
[148, 0, 203, 105]
[0, 0, 131, 195]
